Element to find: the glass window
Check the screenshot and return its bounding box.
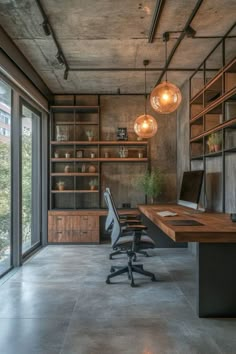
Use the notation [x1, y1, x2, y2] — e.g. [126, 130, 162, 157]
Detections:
[0, 80, 12, 275]
[21, 103, 41, 254]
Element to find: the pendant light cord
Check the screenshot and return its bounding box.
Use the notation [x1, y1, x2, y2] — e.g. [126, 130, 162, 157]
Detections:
[145, 63, 147, 116]
[165, 39, 168, 82]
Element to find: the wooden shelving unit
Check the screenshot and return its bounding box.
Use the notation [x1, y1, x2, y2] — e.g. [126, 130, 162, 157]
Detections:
[189, 28, 236, 213]
[49, 95, 149, 211]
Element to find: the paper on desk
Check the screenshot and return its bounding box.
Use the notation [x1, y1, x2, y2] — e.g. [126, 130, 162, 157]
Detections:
[157, 211, 178, 217]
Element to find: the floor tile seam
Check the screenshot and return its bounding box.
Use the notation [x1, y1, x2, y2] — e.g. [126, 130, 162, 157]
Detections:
[59, 298, 80, 354]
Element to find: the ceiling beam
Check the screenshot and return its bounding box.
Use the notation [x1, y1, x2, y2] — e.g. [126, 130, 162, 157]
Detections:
[154, 0, 204, 86]
[148, 0, 166, 43]
[69, 67, 218, 72]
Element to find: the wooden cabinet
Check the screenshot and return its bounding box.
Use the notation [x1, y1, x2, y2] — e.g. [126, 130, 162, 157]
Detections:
[48, 212, 99, 243]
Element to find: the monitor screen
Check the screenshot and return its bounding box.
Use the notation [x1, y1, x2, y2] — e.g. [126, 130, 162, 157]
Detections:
[179, 170, 204, 209]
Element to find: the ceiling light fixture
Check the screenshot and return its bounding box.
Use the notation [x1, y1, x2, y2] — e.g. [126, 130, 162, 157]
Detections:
[150, 32, 182, 114]
[56, 52, 65, 66]
[42, 21, 51, 36]
[134, 60, 158, 139]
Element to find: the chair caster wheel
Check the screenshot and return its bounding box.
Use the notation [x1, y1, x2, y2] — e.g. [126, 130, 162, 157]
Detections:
[131, 282, 136, 287]
[110, 266, 115, 273]
[151, 276, 156, 281]
[109, 255, 112, 260]
[106, 278, 111, 284]
[145, 253, 149, 257]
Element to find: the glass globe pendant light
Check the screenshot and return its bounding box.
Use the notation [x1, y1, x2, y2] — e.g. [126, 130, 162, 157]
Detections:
[150, 33, 182, 114]
[134, 60, 158, 139]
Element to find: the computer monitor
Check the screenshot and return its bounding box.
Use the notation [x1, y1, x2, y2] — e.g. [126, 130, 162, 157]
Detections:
[178, 170, 204, 210]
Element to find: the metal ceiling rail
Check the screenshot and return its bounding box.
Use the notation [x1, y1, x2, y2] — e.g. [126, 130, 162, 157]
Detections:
[148, 0, 166, 43]
[35, 0, 69, 72]
[154, 0, 204, 86]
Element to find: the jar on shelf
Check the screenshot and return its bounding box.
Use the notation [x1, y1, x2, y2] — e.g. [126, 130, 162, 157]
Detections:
[64, 165, 70, 173]
[65, 152, 71, 158]
[56, 125, 69, 141]
[90, 152, 96, 158]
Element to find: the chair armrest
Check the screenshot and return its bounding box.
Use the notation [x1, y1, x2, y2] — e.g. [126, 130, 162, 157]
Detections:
[119, 213, 141, 220]
[120, 219, 140, 225]
[125, 224, 147, 231]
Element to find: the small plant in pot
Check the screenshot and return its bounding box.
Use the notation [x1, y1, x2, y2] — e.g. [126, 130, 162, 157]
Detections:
[211, 132, 222, 152]
[57, 181, 65, 191]
[89, 178, 98, 190]
[86, 130, 94, 142]
[136, 168, 163, 204]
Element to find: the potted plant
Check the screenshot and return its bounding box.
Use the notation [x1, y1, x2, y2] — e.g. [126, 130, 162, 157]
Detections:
[136, 168, 163, 204]
[211, 132, 222, 152]
[89, 178, 98, 190]
[86, 130, 94, 142]
[57, 181, 65, 191]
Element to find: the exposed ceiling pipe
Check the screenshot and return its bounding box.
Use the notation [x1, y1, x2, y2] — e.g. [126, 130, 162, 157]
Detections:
[154, 0, 204, 86]
[148, 0, 166, 43]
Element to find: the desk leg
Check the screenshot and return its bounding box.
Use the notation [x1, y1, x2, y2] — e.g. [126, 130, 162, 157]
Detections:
[197, 243, 236, 317]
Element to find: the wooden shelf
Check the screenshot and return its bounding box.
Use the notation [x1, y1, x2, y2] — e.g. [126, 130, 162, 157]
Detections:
[51, 141, 99, 145]
[204, 151, 222, 158]
[54, 122, 98, 125]
[99, 158, 148, 162]
[190, 117, 236, 142]
[99, 140, 148, 145]
[190, 57, 236, 104]
[51, 173, 99, 176]
[190, 86, 236, 122]
[52, 189, 99, 193]
[51, 140, 147, 145]
[51, 158, 100, 162]
[51, 157, 148, 162]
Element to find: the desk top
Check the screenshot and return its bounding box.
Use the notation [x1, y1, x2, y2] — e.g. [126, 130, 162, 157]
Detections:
[139, 204, 236, 243]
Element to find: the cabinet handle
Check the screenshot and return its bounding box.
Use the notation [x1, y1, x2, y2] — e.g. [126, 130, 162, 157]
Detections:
[56, 232, 62, 234]
[81, 231, 87, 234]
[56, 217, 62, 220]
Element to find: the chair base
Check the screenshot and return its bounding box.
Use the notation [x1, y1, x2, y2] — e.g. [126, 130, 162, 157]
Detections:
[106, 252, 156, 287]
[109, 249, 150, 260]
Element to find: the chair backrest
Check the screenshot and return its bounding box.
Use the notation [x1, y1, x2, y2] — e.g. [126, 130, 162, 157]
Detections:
[104, 187, 120, 231]
[104, 190, 122, 248]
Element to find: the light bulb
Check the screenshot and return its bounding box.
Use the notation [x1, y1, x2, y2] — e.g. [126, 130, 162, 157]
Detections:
[134, 114, 158, 138]
[150, 81, 182, 114]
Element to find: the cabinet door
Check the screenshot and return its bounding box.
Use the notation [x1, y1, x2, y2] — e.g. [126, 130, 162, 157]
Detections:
[48, 215, 73, 231]
[80, 215, 98, 230]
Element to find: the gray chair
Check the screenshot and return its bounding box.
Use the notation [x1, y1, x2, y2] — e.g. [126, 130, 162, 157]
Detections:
[104, 190, 156, 287]
[104, 187, 153, 259]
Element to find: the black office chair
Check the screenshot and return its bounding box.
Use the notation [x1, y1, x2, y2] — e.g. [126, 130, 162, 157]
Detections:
[104, 190, 156, 287]
[105, 187, 152, 259]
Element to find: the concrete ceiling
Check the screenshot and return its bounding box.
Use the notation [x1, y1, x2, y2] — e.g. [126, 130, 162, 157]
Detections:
[0, 0, 235, 94]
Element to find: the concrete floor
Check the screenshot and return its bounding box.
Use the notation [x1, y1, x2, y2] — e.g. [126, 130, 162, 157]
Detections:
[0, 246, 235, 354]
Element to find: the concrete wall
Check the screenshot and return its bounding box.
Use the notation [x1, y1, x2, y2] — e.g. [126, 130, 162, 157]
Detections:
[176, 80, 190, 195]
[100, 95, 177, 208]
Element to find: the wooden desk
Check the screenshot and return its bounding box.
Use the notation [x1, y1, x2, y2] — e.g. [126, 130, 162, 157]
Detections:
[139, 204, 236, 317]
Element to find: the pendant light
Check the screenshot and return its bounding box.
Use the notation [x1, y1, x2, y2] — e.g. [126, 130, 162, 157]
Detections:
[150, 33, 182, 114]
[134, 60, 158, 139]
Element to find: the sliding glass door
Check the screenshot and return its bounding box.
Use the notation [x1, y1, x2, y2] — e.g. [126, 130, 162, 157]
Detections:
[0, 80, 12, 275]
[21, 102, 41, 255]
